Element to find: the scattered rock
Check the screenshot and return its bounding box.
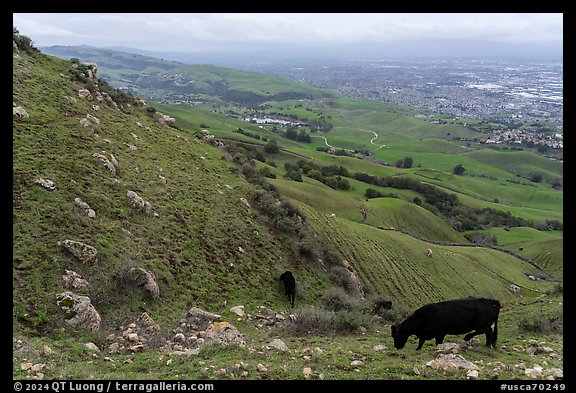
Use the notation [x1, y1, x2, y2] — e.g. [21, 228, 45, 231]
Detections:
[128, 267, 160, 299]
[34, 178, 55, 191]
[351, 360, 364, 367]
[373, 344, 388, 351]
[426, 354, 479, 372]
[508, 284, 521, 295]
[62, 269, 90, 290]
[156, 112, 176, 125]
[77, 88, 93, 100]
[466, 369, 479, 379]
[266, 338, 289, 352]
[256, 364, 267, 372]
[127, 190, 158, 217]
[525, 365, 544, 379]
[230, 305, 245, 317]
[79, 117, 96, 132]
[184, 307, 221, 331]
[92, 153, 116, 176]
[435, 342, 461, 354]
[56, 291, 101, 331]
[74, 197, 96, 218]
[13, 105, 29, 118]
[58, 240, 98, 264]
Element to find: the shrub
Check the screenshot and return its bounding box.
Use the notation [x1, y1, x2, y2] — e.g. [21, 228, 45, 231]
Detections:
[319, 287, 358, 312]
[285, 305, 335, 335]
[518, 308, 563, 334]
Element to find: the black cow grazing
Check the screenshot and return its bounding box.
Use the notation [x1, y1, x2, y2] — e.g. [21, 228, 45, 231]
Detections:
[391, 297, 500, 350]
[279, 271, 296, 307]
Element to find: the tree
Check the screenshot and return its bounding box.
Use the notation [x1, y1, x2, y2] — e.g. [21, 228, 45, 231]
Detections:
[403, 156, 414, 169]
[395, 159, 403, 168]
[264, 139, 280, 154]
[453, 164, 466, 175]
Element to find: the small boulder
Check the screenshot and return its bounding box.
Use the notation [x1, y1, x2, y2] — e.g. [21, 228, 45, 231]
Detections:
[230, 305, 245, 317]
[92, 153, 116, 176]
[58, 240, 98, 264]
[266, 338, 289, 352]
[128, 267, 160, 299]
[74, 197, 96, 218]
[184, 307, 221, 331]
[62, 269, 90, 290]
[426, 354, 479, 372]
[56, 292, 101, 331]
[13, 106, 29, 118]
[127, 190, 158, 217]
[34, 178, 55, 191]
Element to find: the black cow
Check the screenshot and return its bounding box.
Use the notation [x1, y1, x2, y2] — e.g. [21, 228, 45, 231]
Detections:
[391, 297, 500, 350]
[279, 271, 296, 307]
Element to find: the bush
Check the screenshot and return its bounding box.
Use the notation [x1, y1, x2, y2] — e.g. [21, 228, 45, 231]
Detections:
[518, 308, 563, 334]
[285, 305, 335, 335]
[453, 164, 466, 175]
[319, 287, 358, 312]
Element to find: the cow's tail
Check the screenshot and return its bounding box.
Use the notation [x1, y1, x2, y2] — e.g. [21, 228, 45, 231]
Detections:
[492, 318, 498, 348]
[492, 300, 500, 348]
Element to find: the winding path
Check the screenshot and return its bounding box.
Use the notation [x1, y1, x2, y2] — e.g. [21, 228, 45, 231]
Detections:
[312, 127, 387, 152]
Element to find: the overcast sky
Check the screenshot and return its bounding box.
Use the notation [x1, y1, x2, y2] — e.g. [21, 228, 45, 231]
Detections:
[13, 13, 563, 58]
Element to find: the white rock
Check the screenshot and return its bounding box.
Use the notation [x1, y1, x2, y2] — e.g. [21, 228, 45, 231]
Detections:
[230, 305, 245, 317]
[267, 338, 289, 352]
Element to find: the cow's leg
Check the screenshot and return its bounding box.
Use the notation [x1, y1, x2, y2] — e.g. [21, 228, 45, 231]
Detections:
[416, 338, 426, 350]
[484, 328, 493, 348]
[435, 335, 445, 346]
[464, 331, 480, 341]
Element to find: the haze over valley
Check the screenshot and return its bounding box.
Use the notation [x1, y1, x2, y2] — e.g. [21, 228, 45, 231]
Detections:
[13, 13, 563, 382]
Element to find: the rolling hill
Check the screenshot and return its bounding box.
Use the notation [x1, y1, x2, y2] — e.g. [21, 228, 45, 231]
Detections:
[41, 45, 338, 105]
[14, 33, 563, 380]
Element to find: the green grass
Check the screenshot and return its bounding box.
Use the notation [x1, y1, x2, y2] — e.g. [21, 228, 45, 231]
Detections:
[14, 41, 563, 381]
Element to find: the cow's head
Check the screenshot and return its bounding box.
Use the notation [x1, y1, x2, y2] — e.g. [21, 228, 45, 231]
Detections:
[391, 323, 409, 349]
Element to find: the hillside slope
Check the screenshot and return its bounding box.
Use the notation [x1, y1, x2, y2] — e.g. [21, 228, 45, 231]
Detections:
[41, 45, 338, 105]
[13, 37, 331, 336]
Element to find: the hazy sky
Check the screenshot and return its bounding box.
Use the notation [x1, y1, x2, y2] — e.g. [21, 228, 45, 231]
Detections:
[13, 13, 563, 58]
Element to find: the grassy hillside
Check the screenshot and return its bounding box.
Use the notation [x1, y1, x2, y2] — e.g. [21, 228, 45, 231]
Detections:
[14, 35, 563, 381]
[13, 41, 332, 337]
[41, 45, 338, 105]
[271, 177, 467, 243]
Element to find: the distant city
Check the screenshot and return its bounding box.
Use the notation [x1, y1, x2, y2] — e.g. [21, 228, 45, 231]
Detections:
[237, 57, 563, 127]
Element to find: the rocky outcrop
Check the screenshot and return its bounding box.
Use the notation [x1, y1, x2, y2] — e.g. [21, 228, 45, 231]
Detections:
[92, 153, 116, 176]
[58, 240, 98, 264]
[426, 353, 479, 372]
[34, 178, 56, 191]
[204, 321, 246, 347]
[127, 190, 158, 217]
[74, 197, 96, 218]
[56, 292, 101, 332]
[62, 269, 90, 290]
[155, 112, 176, 125]
[77, 88, 93, 100]
[128, 267, 160, 299]
[183, 307, 222, 331]
[13, 104, 29, 118]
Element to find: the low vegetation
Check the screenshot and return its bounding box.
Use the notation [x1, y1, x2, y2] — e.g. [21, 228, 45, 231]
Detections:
[13, 31, 562, 381]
